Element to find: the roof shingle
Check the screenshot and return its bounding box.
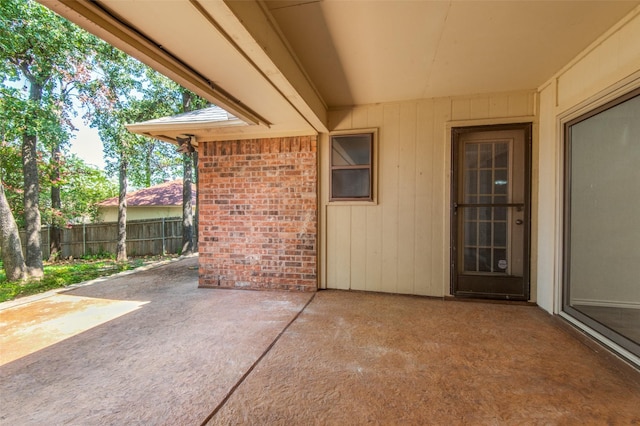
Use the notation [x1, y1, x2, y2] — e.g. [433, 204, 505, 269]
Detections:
[97, 179, 196, 207]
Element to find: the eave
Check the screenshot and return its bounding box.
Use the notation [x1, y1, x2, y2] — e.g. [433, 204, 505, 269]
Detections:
[39, 0, 328, 137]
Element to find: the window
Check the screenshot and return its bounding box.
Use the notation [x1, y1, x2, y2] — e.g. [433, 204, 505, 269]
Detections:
[330, 131, 374, 201]
[563, 87, 640, 362]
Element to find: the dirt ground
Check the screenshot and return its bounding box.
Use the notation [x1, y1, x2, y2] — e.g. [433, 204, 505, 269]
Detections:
[1, 257, 639, 425]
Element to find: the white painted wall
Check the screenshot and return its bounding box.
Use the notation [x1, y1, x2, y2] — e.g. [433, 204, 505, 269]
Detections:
[320, 5, 640, 306]
[537, 6, 640, 313]
[321, 92, 536, 297]
[98, 206, 184, 222]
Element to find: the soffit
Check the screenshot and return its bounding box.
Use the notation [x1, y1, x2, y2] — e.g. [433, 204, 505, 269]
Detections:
[100, 0, 317, 130]
[40, 0, 639, 131]
[266, 0, 640, 106]
[41, 0, 321, 136]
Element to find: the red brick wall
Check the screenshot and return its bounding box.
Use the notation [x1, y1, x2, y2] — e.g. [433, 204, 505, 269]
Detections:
[198, 136, 317, 291]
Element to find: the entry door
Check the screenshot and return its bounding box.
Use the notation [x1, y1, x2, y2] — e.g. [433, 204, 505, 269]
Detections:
[451, 124, 531, 300]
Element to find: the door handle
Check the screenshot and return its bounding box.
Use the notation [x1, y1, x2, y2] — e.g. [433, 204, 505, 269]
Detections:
[515, 219, 524, 225]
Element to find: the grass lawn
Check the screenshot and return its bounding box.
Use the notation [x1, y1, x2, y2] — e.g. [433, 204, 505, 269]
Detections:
[0, 255, 179, 303]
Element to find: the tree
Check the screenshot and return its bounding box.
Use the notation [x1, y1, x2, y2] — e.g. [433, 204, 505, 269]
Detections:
[0, 88, 26, 227]
[2, 0, 209, 268]
[0, 98, 26, 281]
[178, 90, 208, 253]
[47, 79, 72, 260]
[192, 143, 199, 252]
[127, 68, 183, 188]
[113, 69, 207, 255]
[0, 180, 26, 281]
[0, 0, 94, 274]
[59, 157, 117, 223]
[180, 92, 195, 255]
[131, 71, 208, 255]
[85, 44, 147, 261]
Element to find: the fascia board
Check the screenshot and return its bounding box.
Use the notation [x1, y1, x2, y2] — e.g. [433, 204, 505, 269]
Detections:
[204, 0, 328, 132]
[38, 0, 267, 126]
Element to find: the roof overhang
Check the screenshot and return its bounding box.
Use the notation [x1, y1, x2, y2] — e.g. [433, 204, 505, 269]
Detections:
[39, 0, 640, 139]
[126, 117, 318, 144]
[124, 105, 317, 144]
[40, 0, 328, 140]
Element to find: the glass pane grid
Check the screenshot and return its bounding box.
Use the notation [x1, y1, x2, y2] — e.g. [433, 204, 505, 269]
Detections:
[462, 141, 510, 274]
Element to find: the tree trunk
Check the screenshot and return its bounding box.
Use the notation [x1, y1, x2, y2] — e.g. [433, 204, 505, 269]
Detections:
[181, 152, 193, 255]
[145, 143, 153, 188]
[193, 151, 199, 251]
[22, 80, 44, 279]
[181, 91, 195, 255]
[49, 142, 62, 261]
[0, 181, 27, 282]
[116, 156, 127, 262]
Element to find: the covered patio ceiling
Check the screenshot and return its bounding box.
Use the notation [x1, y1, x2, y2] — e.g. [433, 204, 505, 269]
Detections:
[41, 0, 639, 140]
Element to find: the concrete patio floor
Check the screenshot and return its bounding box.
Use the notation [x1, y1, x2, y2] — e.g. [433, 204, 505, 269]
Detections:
[1, 256, 639, 425]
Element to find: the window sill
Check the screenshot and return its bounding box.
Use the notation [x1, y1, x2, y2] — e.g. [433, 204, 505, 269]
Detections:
[326, 199, 378, 207]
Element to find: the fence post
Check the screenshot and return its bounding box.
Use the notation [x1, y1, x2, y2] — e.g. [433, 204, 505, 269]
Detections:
[83, 222, 86, 257]
[162, 217, 166, 255]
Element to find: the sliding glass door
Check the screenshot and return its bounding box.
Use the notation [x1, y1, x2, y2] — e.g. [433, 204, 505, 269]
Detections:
[563, 88, 640, 360]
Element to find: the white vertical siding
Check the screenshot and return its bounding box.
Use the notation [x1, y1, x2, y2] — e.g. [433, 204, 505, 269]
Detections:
[535, 6, 640, 313]
[319, 6, 640, 303]
[536, 83, 558, 313]
[380, 103, 400, 293]
[414, 100, 435, 296]
[323, 91, 535, 296]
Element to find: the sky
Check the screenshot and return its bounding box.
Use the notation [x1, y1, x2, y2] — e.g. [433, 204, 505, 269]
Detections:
[4, 78, 107, 170]
[69, 119, 106, 170]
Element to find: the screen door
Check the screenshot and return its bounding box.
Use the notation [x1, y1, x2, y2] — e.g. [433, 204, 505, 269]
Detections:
[451, 124, 531, 300]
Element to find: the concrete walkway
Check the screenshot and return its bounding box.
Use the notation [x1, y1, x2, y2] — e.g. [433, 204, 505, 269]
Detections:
[1, 257, 639, 425]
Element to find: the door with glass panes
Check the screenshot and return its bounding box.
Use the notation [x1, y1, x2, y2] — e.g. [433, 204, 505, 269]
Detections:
[451, 124, 531, 300]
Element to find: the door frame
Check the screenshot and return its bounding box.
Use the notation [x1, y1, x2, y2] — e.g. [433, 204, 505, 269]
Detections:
[450, 122, 532, 300]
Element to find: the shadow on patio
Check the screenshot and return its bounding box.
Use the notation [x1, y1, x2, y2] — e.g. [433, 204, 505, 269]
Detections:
[1, 256, 639, 424]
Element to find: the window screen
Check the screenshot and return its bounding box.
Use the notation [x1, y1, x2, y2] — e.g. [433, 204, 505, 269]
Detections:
[330, 133, 373, 201]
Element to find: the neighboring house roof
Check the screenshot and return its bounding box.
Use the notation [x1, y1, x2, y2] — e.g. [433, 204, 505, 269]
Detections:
[97, 179, 196, 207]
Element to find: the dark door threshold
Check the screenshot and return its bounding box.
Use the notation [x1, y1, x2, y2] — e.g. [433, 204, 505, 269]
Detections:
[444, 295, 537, 306]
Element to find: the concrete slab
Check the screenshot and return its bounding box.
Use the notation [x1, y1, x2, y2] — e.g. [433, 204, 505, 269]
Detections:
[0, 293, 148, 365]
[0, 256, 312, 425]
[1, 259, 639, 424]
[210, 291, 640, 425]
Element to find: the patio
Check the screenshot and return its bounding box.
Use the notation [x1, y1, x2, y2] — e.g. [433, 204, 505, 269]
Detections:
[1, 256, 638, 425]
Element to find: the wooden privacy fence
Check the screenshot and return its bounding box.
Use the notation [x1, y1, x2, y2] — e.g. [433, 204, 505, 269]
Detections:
[18, 217, 184, 260]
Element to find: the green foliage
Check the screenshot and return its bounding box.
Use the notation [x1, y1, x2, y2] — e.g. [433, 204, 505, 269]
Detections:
[57, 156, 118, 223]
[0, 0, 99, 249]
[0, 0, 95, 146]
[81, 251, 115, 261]
[0, 130, 23, 220]
[0, 254, 178, 302]
[0, 141, 117, 226]
[0, 0, 209, 234]
[86, 55, 209, 188]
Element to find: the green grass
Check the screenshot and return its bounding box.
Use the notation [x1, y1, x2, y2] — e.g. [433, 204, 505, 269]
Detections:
[0, 254, 179, 303]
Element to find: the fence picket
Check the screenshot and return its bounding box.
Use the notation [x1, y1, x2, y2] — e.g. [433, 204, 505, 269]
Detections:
[16, 217, 184, 259]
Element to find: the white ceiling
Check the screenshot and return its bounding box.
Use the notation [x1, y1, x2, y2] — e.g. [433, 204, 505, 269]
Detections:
[265, 0, 639, 106]
[41, 0, 639, 137]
